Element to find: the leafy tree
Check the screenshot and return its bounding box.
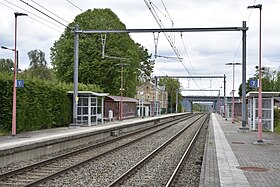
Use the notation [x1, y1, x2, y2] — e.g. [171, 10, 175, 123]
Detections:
[0, 58, 13, 74]
[159, 78, 182, 113]
[28, 49, 47, 68]
[50, 9, 153, 97]
[193, 103, 209, 112]
[24, 49, 54, 80]
[238, 66, 280, 96]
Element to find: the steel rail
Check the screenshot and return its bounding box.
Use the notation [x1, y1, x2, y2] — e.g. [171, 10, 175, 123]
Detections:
[0, 114, 193, 186]
[23, 114, 195, 187]
[165, 114, 209, 186]
[107, 114, 206, 186]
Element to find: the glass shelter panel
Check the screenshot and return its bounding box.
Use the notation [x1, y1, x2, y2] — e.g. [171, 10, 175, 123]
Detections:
[252, 98, 273, 132]
[77, 96, 101, 125]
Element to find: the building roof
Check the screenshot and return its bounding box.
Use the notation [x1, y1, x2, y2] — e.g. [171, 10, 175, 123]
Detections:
[106, 95, 138, 102]
[137, 81, 166, 91]
[247, 92, 280, 98]
[68, 91, 109, 97]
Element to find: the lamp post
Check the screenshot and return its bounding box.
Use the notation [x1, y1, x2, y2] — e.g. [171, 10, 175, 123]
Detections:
[223, 74, 227, 120]
[1, 46, 19, 73]
[116, 63, 129, 120]
[220, 86, 223, 114]
[12, 12, 28, 136]
[225, 62, 241, 123]
[139, 91, 144, 118]
[248, 4, 262, 142]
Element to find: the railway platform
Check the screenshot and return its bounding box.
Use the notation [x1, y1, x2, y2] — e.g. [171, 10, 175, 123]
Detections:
[200, 113, 280, 187]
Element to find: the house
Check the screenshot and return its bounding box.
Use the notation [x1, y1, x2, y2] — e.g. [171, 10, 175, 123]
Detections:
[136, 81, 168, 116]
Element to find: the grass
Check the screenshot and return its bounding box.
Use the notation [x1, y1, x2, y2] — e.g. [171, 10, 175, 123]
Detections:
[275, 125, 280, 133]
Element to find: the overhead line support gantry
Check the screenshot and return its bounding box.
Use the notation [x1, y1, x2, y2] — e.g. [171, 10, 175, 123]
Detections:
[72, 22, 248, 128]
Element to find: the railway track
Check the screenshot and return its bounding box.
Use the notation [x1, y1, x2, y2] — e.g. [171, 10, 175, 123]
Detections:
[108, 113, 209, 186]
[0, 113, 195, 187]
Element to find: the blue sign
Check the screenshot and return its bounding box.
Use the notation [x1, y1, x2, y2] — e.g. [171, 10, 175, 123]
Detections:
[249, 79, 258, 88]
[16, 80, 24, 88]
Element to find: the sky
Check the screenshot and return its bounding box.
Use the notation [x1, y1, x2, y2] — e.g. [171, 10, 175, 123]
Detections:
[0, 0, 279, 97]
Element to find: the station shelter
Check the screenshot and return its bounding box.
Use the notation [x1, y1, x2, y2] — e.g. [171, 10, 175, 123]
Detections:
[68, 91, 108, 126]
[104, 96, 138, 120]
[226, 97, 242, 118]
[247, 92, 280, 132]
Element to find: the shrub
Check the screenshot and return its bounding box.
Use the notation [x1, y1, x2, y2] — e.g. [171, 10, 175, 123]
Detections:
[0, 73, 102, 134]
[274, 108, 280, 133]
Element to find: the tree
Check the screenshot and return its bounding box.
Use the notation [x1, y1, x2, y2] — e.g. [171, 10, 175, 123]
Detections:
[24, 49, 54, 80]
[0, 58, 13, 74]
[28, 49, 47, 68]
[159, 78, 182, 113]
[238, 66, 280, 96]
[50, 9, 153, 97]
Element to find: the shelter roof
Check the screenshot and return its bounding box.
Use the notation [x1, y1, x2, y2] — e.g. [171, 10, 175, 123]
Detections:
[68, 91, 109, 97]
[247, 92, 280, 98]
[106, 95, 138, 102]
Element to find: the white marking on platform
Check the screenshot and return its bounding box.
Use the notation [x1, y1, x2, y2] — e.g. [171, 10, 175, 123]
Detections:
[212, 114, 250, 186]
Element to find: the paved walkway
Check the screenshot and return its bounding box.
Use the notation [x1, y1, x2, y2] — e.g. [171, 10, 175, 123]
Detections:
[200, 113, 280, 187]
[0, 117, 152, 151]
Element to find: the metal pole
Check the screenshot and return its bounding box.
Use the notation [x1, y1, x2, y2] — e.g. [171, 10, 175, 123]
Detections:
[166, 92, 168, 114]
[175, 89, 178, 113]
[12, 14, 18, 136]
[138, 97, 141, 118]
[257, 7, 263, 142]
[11, 12, 27, 135]
[120, 64, 123, 120]
[115, 63, 128, 120]
[242, 21, 247, 128]
[73, 25, 79, 126]
[154, 77, 157, 116]
[141, 95, 144, 118]
[232, 64, 235, 123]
[16, 50, 19, 74]
[225, 62, 241, 123]
[247, 4, 262, 139]
[224, 74, 227, 120]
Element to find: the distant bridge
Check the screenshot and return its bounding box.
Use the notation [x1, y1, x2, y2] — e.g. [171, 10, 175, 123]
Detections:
[182, 95, 225, 113]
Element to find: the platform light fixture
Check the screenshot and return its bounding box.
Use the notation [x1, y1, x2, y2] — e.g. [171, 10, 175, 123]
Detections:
[12, 12, 28, 136]
[1, 46, 20, 73]
[247, 4, 263, 142]
[225, 62, 241, 123]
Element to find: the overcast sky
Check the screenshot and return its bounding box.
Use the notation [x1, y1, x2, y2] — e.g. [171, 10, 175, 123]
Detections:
[0, 0, 279, 97]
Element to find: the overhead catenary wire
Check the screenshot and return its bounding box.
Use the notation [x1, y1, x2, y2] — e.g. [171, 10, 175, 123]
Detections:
[225, 0, 258, 83]
[154, 65, 167, 76]
[160, 0, 174, 26]
[1, 0, 65, 32]
[66, 0, 83, 11]
[145, 0, 200, 89]
[158, 0, 200, 79]
[30, 0, 69, 25]
[229, 0, 257, 63]
[179, 33, 198, 76]
[20, 0, 70, 28]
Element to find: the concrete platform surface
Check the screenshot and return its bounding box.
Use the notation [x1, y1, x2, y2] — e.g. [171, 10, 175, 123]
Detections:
[200, 113, 280, 187]
[0, 115, 172, 151]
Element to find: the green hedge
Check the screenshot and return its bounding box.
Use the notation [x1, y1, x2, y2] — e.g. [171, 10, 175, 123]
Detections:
[275, 108, 280, 133]
[0, 73, 102, 134]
